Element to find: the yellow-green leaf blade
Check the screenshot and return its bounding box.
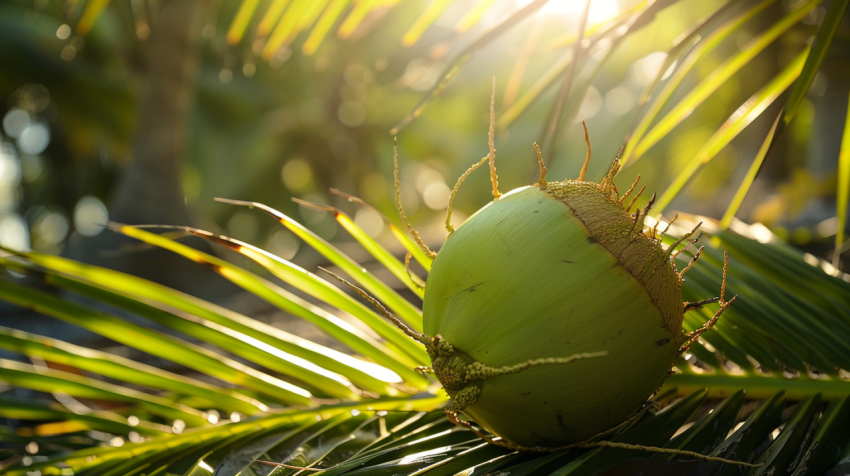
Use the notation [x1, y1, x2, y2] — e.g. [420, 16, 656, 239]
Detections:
[114, 225, 429, 387]
[0, 359, 209, 427]
[780, 0, 850, 127]
[335, 213, 425, 298]
[169, 225, 426, 362]
[390, 223, 433, 271]
[0, 326, 266, 415]
[76, 0, 111, 36]
[835, 92, 850, 269]
[0, 397, 168, 437]
[401, 0, 453, 47]
[217, 199, 425, 330]
[257, 0, 292, 37]
[302, 0, 349, 55]
[654, 48, 807, 214]
[3, 251, 402, 394]
[226, 0, 262, 44]
[0, 279, 314, 406]
[631, 0, 822, 161]
[620, 0, 780, 166]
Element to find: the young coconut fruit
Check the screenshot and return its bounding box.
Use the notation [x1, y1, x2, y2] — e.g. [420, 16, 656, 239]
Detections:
[420, 160, 714, 449]
[329, 138, 734, 452]
[327, 92, 734, 453]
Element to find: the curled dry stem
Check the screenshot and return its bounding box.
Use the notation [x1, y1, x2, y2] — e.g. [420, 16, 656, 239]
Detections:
[666, 222, 702, 259]
[404, 252, 427, 289]
[575, 442, 759, 467]
[678, 245, 705, 279]
[253, 460, 322, 471]
[640, 192, 656, 217]
[660, 214, 678, 235]
[578, 120, 591, 181]
[534, 142, 547, 185]
[679, 252, 736, 353]
[292, 197, 339, 214]
[447, 157, 489, 234]
[650, 219, 660, 241]
[618, 174, 641, 206]
[394, 137, 437, 258]
[463, 352, 608, 382]
[631, 193, 656, 236]
[329, 188, 388, 222]
[488, 77, 501, 200]
[684, 296, 721, 312]
[446, 398, 758, 467]
[319, 267, 429, 345]
[625, 186, 645, 214]
[598, 158, 620, 195]
[671, 232, 703, 261]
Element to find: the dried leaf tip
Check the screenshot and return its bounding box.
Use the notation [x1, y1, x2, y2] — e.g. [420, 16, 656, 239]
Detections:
[578, 120, 591, 181]
[533, 142, 547, 185]
[447, 156, 489, 234]
[598, 157, 620, 195]
[393, 137, 437, 258]
[618, 174, 641, 206]
[488, 77, 501, 199]
[319, 267, 428, 344]
[666, 222, 702, 259]
[679, 252, 736, 353]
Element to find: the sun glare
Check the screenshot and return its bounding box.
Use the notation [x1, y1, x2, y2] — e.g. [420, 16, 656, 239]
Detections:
[537, 0, 622, 24]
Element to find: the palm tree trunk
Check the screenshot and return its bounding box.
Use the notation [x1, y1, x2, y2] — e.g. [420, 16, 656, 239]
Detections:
[68, 0, 220, 294]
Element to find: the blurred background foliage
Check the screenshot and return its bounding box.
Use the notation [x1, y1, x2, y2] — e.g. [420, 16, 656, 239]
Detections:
[0, 0, 846, 291]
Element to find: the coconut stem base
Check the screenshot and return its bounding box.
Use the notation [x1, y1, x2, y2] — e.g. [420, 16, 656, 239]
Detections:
[425, 334, 607, 413]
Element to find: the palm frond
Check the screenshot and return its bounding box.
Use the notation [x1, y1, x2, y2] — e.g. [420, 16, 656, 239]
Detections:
[3, 200, 850, 474]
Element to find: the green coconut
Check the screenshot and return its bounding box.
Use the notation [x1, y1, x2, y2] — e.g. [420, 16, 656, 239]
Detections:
[324, 116, 733, 452]
[371, 126, 733, 450]
[423, 179, 684, 448]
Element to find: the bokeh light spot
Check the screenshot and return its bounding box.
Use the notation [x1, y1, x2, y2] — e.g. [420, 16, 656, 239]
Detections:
[282, 159, 314, 193]
[412, 165, 444, 194]
[338, 101, 366, 127]
[20, 154, 43, 183]
[604, 87, 634, 116]
[60, 45, 76, 61]
[33, 211, 69, 248]
[359, 173, 388, 205]
[630, 52, 667, 86]
[354, 207, 384, 237]
[344, 63, 374, 85]
[226, 210, 259, 242]
[0, 144, 22, 185]
[575, 86, 602, 121]
[0, 214, 29, 251]
[73, 196, 108, 237]
[423, 182, 451, 210]
[18, 123, 50, 155]
[56, 24, 71, 40]
[3, 108, 31, 138]
[267, 230, 299, 260]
